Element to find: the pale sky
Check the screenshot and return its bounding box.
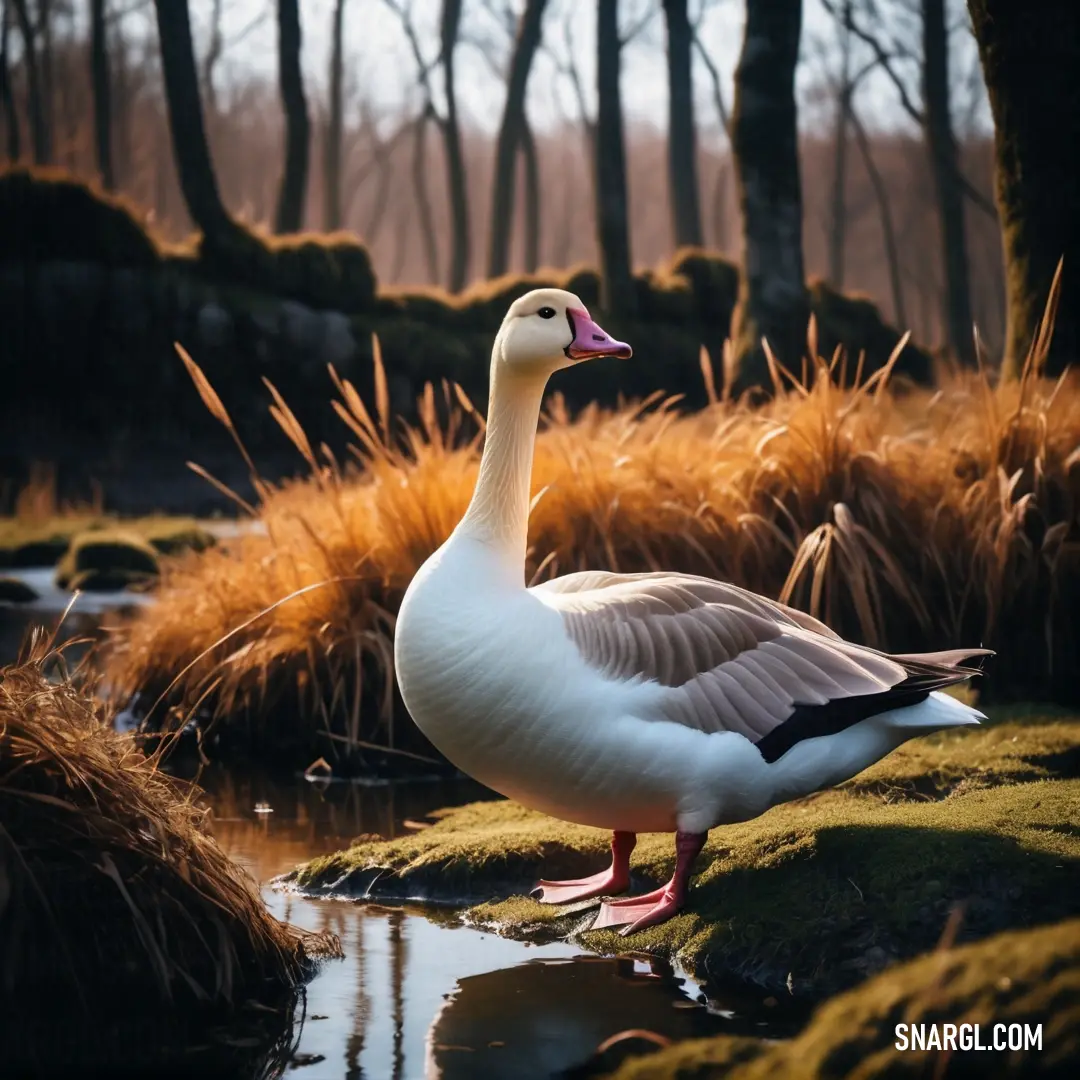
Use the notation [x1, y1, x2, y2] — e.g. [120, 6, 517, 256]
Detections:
[113, 0, 989, 141]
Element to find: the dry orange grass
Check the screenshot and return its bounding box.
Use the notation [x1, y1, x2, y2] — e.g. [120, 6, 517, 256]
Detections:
[103, 301, 1080, 768]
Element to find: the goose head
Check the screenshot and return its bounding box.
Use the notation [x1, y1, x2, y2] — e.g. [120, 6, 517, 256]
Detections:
[494, 288, 632, 379]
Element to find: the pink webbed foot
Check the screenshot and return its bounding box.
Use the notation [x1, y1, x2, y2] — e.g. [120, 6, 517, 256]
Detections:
[592, 830, 707, 936]
[533, 831, 636, 905]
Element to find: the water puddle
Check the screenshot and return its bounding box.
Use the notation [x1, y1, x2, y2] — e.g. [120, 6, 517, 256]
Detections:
[208, 770, 807, 1079]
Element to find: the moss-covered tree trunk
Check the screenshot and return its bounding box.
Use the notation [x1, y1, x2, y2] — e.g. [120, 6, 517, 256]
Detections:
[439, 0, 470, 292]
[969, 0, 1079, 376]
[323, 0, 346, 231]
[662, 0, 703, 249]
[89, 0, 113, 190]
[488, 0, 548, 279]
[923, 0, 974, 366]
[596, 0, 636, 316]
[153, 0, 235, 242]
[730, 0, 808, 391]
[274, 0, 309, 234]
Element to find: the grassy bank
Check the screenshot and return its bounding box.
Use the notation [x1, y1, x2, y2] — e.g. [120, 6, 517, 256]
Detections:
[0, 638, 339, 1073]
[600, 918, 1080, 1078]
[285, 711, 1080, 994]
[102, 328, 1080, 767]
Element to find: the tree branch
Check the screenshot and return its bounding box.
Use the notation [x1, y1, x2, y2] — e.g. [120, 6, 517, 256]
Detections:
[822, 0, 924, 125]
[822, 0, 996, 221]
[692, 28, 729, 137]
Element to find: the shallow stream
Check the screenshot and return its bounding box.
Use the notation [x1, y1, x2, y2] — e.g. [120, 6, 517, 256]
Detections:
[205, 770, 807, 1079]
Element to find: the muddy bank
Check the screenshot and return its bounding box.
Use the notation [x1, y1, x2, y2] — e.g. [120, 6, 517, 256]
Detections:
[285, 716, 1080, 996]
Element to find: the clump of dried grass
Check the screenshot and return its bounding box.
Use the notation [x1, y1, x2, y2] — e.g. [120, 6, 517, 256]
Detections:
[0, 632, 336, 1017]
[104, 279, 1080, 768]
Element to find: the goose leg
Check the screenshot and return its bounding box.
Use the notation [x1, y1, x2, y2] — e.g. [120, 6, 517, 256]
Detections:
[591, 830, 706, 935]
[533, 831, 637, 904]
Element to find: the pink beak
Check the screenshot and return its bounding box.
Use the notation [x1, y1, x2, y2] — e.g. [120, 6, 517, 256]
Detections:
[565, 308, 633, 361]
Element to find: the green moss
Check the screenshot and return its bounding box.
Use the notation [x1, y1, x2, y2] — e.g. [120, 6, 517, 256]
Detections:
[55, 530, 160, 592]
[604, 919, 1080, 1078]
[0, 577, 38, 604]
[289, 722, 1080, 992]
[0, 516, 216, 570]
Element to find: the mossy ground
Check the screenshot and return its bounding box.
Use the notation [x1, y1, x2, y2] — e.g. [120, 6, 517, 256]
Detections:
[602, 918, 1080, 1078]
[289, 715, 1080, 994]
[0, 515, 216, 572]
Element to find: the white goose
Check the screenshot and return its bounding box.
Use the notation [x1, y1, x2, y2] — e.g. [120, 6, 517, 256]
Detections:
[394, 288, 990, 935]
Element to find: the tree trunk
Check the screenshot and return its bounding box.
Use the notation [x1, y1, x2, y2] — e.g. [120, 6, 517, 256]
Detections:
[201, 0, 222, 116]
[1, 1, 21, 161]
[711, 159, 729, 252]
[153, 0, 234, 241]
[412, 112, 440, 284]
[274, 0, 310, 234]
[595, 0, 636, 316]
[662, 0, 703, 248]
[324, 0, 346, 231]
[487, 0, 547, 278]
[439, 0, 470, 291]
[90, 0, 114, 189]
[827, 0, 853, 287]
[112, 21, 132, 186]
[38, 0, 54, 158]
[10, 0, 49, 162]
[968, 0, 1079, 376]
[730, 0, 808, 391]
[520, 116, 541, 272]
[923, 0, 974, 365]
[851, 106, 907, 329]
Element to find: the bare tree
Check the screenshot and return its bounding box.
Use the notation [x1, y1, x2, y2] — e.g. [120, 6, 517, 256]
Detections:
[324, 0, 347, 231]
[487, 0, 548, 278]
[519, 117, 540, 270]
[969, 0, 1078, 376]
[831, 0, 991, 365]
[922, 0, 972, 364]
[851, 105, 907, 327]
[439, 0, 470, 290]
[1, 1, 21, 161]
[662, 0, 703, 248]
[730, 0, 808, 390]
[10, 0, 49, 162]
[274, 0, 310, 233]
[596, 0, 636, 315]
[412, 108, 440, 283]
[692, 8, 732, 252]
[153, 0, 235, 243]
[826, 0, 854, 286]
[90, 0, 114, 189]
[384, 0, 471, 290]
[201, 0, 222, 115]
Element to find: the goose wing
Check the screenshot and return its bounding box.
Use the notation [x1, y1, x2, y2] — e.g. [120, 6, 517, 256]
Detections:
[531, 570, 989, 761]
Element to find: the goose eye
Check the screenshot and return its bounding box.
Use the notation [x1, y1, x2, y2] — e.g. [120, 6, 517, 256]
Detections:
[536, 306, 556, 319]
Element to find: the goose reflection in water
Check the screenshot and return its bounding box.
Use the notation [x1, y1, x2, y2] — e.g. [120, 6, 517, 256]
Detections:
[424, 953, 806, 1080]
